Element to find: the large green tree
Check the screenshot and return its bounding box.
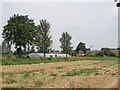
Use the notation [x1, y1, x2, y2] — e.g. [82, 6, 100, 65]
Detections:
[35, 19, 52, 57]
[59, 32, 73, 56]
[2, 14, 37, 58]
[76, 42, 87, 53]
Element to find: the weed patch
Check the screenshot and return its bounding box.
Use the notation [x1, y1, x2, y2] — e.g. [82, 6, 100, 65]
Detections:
[49, 73, 57, 76]
[40, 69, 45, 75]
[55, 66, 65, 69]
[34, 81, 43, 87]
[23, 72, 30, 79]
[104, 70, 110, 72]
[3, 78, 17, 84]
[94, 72, 102, 75]
[111, 73, 118, 76]
[2, 69, 46, 76]
[64, 68, 102, 76]
[58, 71, 64, 73]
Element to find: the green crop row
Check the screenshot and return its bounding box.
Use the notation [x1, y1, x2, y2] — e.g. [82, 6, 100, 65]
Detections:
[2, 56, 118, 66]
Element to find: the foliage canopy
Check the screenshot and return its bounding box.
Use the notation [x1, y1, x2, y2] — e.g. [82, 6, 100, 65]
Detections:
[2, 14, 37, 57]
[35, 19, 52, 57]
[59, 32, 73, 56]
[76, 42, 87, 53]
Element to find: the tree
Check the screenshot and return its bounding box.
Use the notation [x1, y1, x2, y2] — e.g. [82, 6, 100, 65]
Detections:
[59, 32, 73, 56]
[101, 48, 115, 56]
[95, 48, 115, 57]
[31, 45, 35, 53]
[23, 45, 27, 54]
[71, 50, 77, 56]
[35, 19, 52, 57]
[0, 45, 1, 51]
[86, 48, 91, 51]
[2, 14, 37, 58]
[27, 44, 31, 53]
[2, 41, 11, 54]
[76, 42, 87, 53]
[95, 50, 104, 57]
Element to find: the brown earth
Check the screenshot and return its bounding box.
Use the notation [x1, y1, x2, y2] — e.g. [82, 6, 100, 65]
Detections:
[2, 60, 118, 88]
[2, 60, 100, 73]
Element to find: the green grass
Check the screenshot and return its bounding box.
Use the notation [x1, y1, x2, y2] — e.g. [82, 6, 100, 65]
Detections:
[111, 73, 118, 76]
[58, 70, 64, 73]
[49, 73, 57, 76]
[55, 66, 65, 69]
[104, 70, 110, 72]
[23, 72, 31, 79]
[80, 61, 118, 68]
[3, 78, 17, 84]
[2, 69, 45, 76]
[76, 62, 103, 67]
[94, 72, 102, 75]
[40, 69, 45, 75]
[34, 81, 43, 87]
[64, 68, 102, 76]
[100, 62, 118, 68]
[2, 56, 118, 65]
[31, 73, 36, 77]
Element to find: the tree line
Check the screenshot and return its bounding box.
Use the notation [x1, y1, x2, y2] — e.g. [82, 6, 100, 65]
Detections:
[2, 14, 75, 58]
[2, 14, 118, 58]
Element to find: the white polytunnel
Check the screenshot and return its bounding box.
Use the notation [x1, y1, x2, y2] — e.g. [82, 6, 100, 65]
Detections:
[28, 53, 71, 57]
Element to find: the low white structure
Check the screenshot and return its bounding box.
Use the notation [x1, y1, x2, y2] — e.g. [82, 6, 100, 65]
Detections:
[28, 53, 71, 57]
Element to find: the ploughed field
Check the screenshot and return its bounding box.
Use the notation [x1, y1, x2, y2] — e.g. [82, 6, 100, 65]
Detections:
[1, 57, 118, 88]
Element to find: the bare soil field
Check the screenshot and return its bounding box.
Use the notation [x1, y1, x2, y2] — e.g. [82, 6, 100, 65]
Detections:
[2, 60, 118, 88]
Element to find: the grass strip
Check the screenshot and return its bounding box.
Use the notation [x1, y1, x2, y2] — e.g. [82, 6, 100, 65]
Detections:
[2, 69, 45, 76]
[63, 68, 102, 76]
[2, 57, 118, 66]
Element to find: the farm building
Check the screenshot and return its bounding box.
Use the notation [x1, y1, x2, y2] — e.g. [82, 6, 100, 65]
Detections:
[29, 53, 71, 57]
[77, 50, 85, 57]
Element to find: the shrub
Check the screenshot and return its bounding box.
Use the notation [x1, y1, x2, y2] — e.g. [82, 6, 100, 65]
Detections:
[50, 55, 53, 58]
[95, 51, 104, 57]
[55, 54, 57, 57]
[47, 57, 52, 60]
[26, 55, 30, 59]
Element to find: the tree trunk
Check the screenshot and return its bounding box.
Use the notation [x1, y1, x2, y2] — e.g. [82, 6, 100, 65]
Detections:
[23, 46, 26, 54]
[17, 46, 23, 58]
[44, 52, 46, 57]
[66, 54, 67, 57]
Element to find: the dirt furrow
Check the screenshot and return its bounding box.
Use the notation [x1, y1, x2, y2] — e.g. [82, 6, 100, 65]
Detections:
[2, 60, 100, 73]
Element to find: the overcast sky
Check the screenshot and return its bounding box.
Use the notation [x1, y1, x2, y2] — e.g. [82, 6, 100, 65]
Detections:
[0, 0, 118, 50]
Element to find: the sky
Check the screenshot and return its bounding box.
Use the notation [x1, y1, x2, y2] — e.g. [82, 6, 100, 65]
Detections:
[0, 0, 118, 50]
